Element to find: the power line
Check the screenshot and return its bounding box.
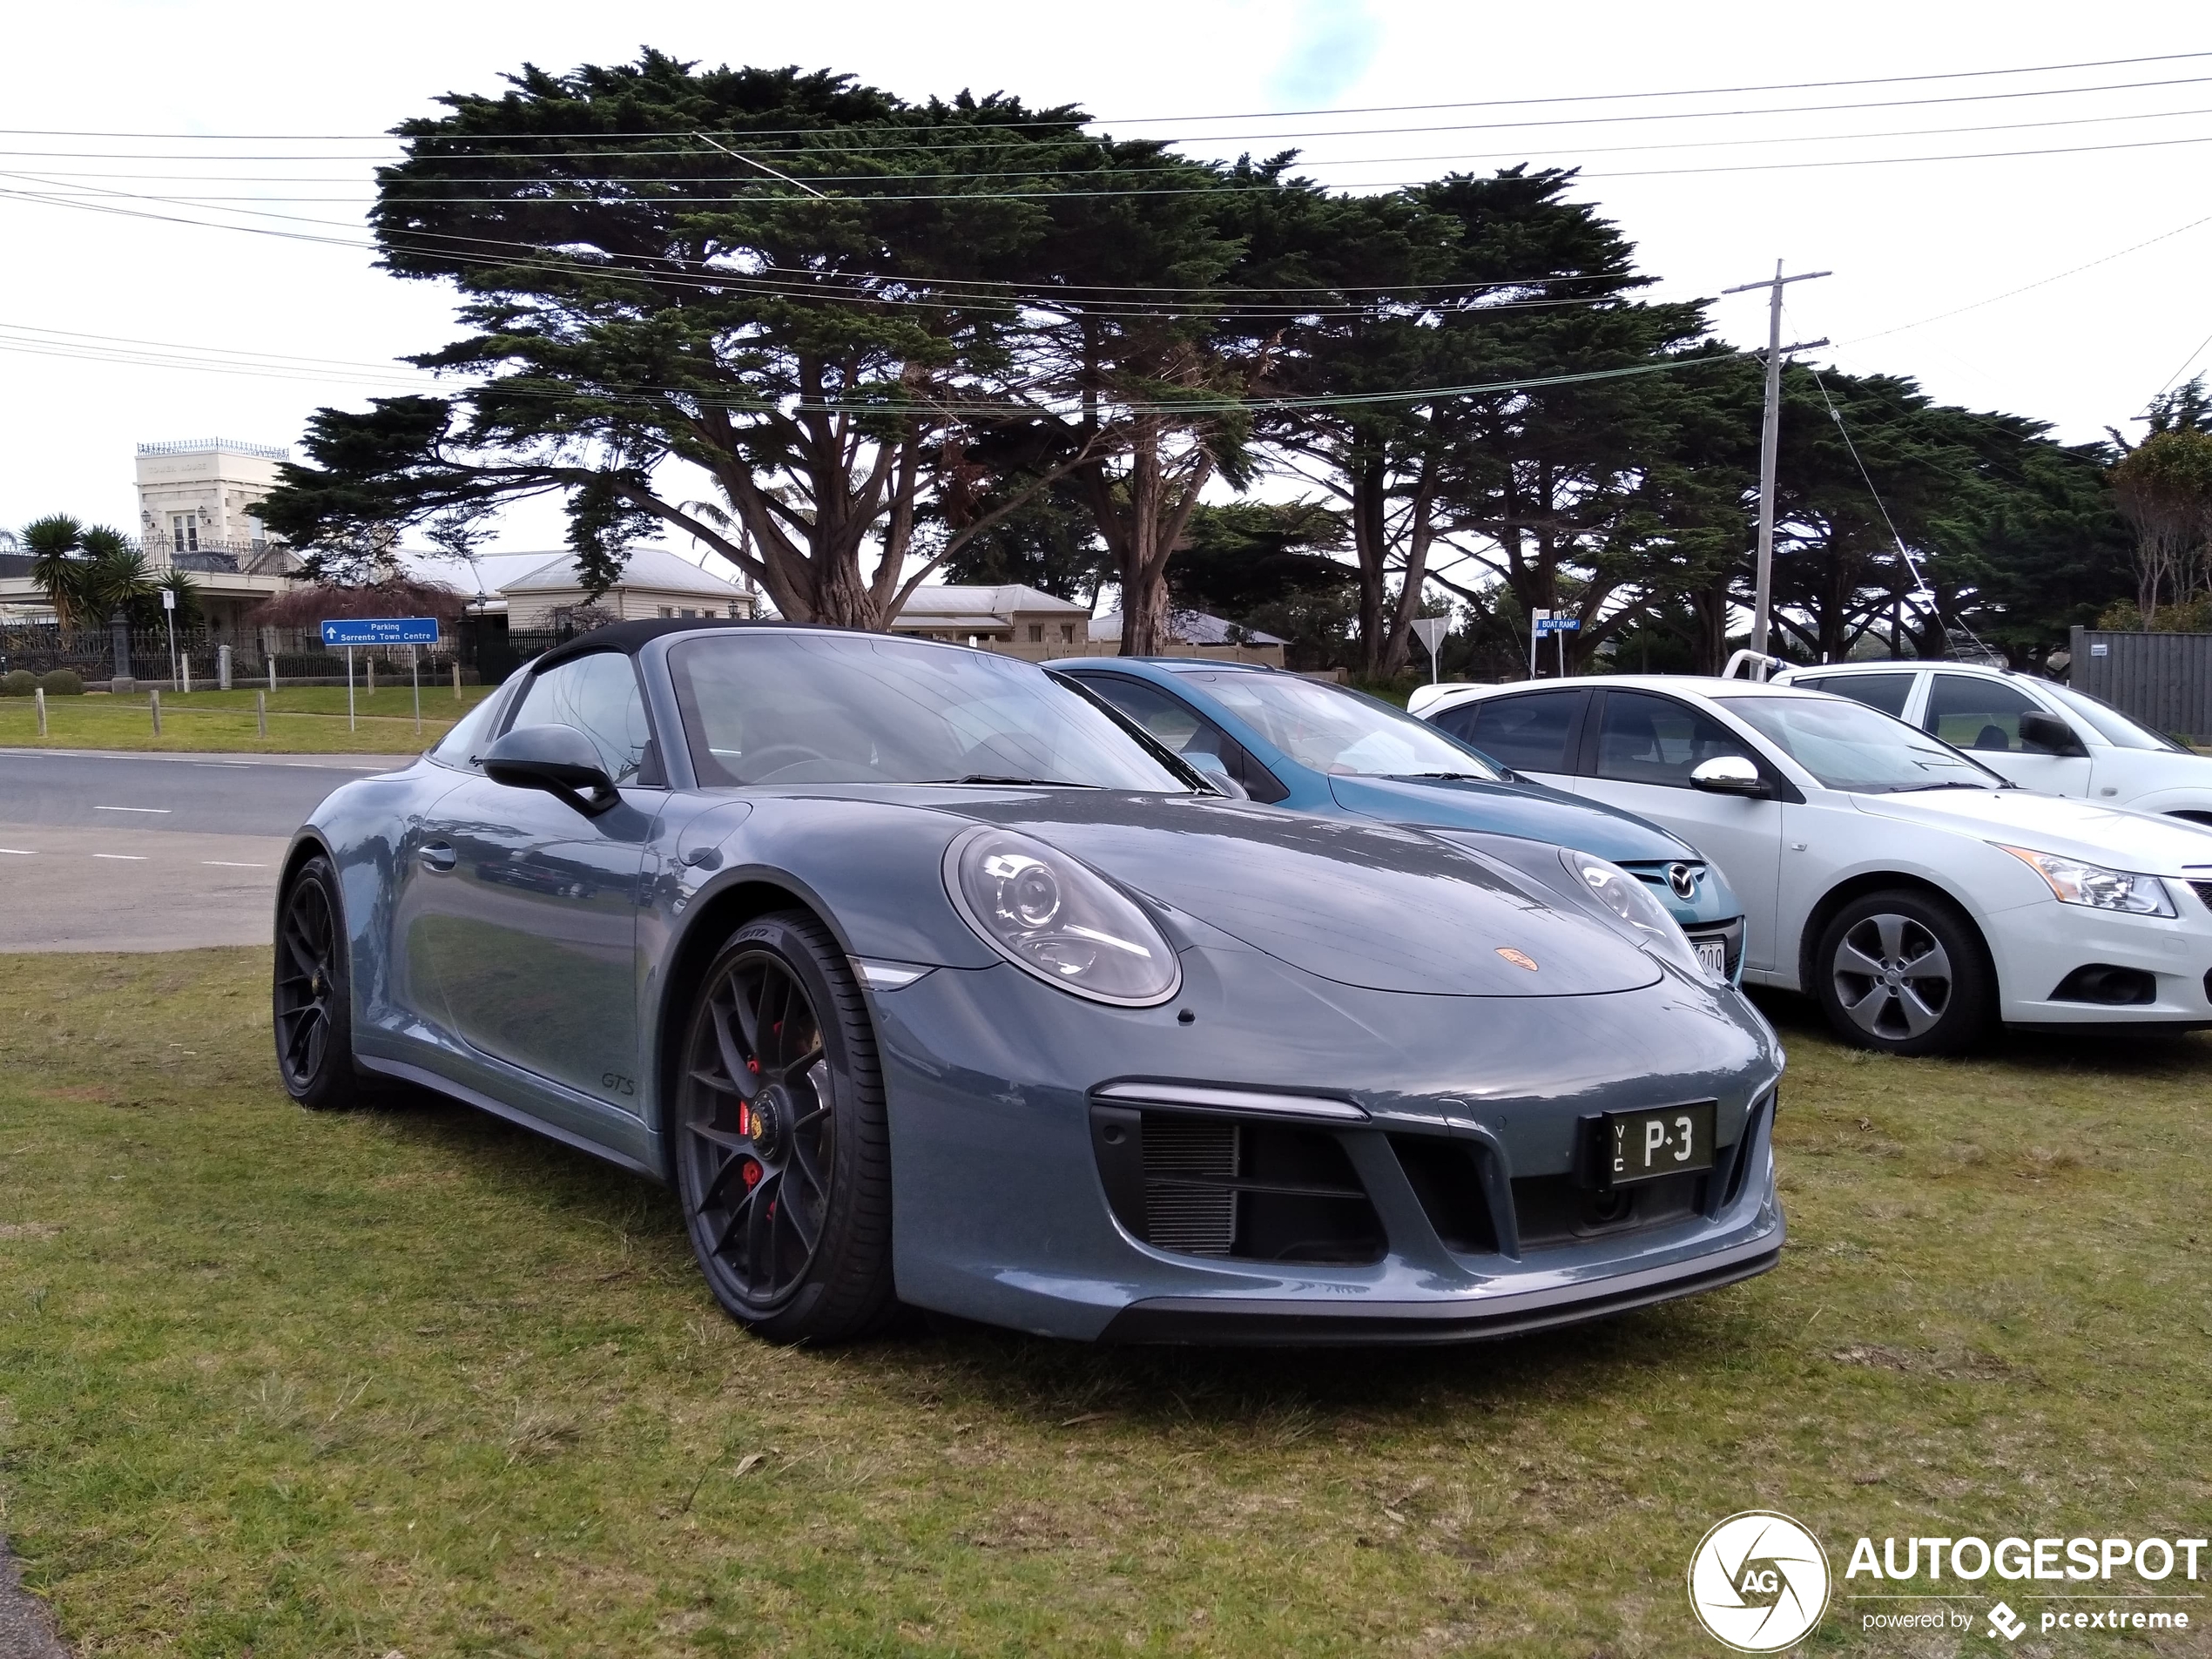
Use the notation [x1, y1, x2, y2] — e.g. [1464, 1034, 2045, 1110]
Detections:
[29, 100, 2212, 185]
[0, 327, 1742, 416]
[6, 49, 2208, 140]
[1844, 209, 2212, 343]
[3, 69, 2211, 166]
[0, 175, 1669, 319]
[10, 125, 2212, 221]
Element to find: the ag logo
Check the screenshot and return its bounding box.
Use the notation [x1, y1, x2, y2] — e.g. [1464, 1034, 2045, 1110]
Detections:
[1687, 1511, 1831, 1652]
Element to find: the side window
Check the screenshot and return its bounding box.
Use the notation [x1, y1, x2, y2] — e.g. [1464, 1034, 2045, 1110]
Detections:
[1084, 676, 1216, 756]
[1442, 691, 1580, 772]
[1595, 691, 1757, 788]
[428, 682, 509, 772]
[1923, 674, 2043, 753]
[1078, 675, 1288, 804]
[1810, 672, 1915, 718]
[509, 652, 658, 785]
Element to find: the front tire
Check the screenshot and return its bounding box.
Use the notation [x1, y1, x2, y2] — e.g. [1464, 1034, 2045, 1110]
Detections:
[273, 854, 369, 1109]
[673, 912, 896, 1343]
[1814, 889, 1993, 1055]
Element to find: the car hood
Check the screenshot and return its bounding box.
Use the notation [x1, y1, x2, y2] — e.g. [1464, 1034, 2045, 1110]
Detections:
[1851, 786, 2212, 873]
[1325, 772, 1696, 863]
[947, 792, 1663, 997]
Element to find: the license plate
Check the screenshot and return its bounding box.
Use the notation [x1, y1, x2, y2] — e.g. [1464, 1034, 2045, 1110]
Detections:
[1598, 1101, 1717, 1189]
[1694, 937, 1729, 977]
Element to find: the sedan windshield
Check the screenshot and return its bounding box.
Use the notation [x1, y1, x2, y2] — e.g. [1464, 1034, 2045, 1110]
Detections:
[2040, 681, 2187, 752]
[668, 632, 1192, 790]
[1184, 671, 1504, 779]
[1715, 693, 2006, 792]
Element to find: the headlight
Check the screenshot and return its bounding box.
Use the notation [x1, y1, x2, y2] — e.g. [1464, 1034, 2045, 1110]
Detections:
[1559, 846, 1716, 981]
[1995, 845, 2176, 916]
[945, 826, 1181, 1005]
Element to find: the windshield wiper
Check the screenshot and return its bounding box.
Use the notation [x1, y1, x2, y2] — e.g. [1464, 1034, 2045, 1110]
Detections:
[1397, 771, 1493, 781]
[942, 774, 1103, 788]
[1890, 780, 1996, 792]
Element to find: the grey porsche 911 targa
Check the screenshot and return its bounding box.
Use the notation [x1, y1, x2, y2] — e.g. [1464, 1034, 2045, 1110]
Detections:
[273, 620, 1784, 1344]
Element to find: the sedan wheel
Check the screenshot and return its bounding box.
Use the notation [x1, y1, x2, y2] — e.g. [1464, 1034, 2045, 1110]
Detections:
[273, 854, 368, 1109]
[675, 912, 895, 1343]
[1815, 890, 1991, 1055]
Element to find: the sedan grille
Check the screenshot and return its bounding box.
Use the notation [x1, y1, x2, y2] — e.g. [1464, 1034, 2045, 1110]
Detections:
[2189, 880, 2212, 914]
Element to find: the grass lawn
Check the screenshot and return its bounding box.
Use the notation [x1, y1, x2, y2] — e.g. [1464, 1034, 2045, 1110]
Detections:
[2, 952, 2207, 1656]
[0, 685, 489, 755]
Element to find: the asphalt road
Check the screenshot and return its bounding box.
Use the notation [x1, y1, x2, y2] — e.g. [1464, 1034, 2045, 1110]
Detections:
[0, 749, 416, 953]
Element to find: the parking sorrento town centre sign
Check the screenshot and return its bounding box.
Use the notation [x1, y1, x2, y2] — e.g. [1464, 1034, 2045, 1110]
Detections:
[320, 617, 442, 648]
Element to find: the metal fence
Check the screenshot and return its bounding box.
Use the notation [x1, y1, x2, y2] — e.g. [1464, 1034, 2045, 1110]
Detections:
[2068, 627, 2212, 738]
[0, 624, 469, 689]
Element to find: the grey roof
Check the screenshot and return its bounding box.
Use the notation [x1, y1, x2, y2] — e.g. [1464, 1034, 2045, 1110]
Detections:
[501, 545, 748, 597]
[1091, 608, 1286, 646]
[894, 583, 1089, 617]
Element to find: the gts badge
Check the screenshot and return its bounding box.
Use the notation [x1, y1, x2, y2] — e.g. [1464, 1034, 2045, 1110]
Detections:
[601, 1072, 636, 1098]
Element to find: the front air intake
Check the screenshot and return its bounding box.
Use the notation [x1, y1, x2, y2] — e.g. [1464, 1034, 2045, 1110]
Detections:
[1089, 1102, 1385, 1264]
[1140, 1116, 1239, 1254]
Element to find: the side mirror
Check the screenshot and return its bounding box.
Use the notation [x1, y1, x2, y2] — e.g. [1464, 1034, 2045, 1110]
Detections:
[1689, 754, 1770, 798]
[483, 723, 620, 816]
[1185, 749, 1250, 800]
[2018, 709, 2087, 757]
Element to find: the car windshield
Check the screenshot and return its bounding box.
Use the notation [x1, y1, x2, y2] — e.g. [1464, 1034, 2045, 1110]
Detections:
[667, 632, 1192, 790]
[1714, 693, 2006, 792]
[1183, 671, 1504, 779]
[2040, 681, 2187, 752]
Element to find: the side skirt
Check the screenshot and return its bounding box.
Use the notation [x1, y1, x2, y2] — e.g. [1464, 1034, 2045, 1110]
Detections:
[356, 1054, 668, 1184]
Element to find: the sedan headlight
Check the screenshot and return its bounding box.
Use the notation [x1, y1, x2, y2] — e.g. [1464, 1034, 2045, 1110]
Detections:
[1559, 847, 1717, 981]
[945, 826, 1181, 1005]
[1995, 844, 2176, 916]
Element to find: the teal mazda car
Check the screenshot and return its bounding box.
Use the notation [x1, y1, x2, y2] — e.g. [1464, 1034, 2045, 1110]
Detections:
[1050, 658, 1746, 981]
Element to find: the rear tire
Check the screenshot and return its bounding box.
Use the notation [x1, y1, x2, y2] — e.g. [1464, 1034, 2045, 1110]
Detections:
[672, 911, 897, 1343]
[1813, 889, 1992, 1055]
[273, 854, 370, 1109]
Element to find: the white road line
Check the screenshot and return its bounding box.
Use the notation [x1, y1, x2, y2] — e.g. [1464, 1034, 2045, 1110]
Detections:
[93, 805, 171, 813]
[0, 848, 34, 856]
[202, 860, 266, 868]
[91, 853, 148, 861]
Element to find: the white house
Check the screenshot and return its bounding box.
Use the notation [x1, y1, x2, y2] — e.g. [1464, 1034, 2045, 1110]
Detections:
[887, 583, 1090, 646]
[494, 545, 757, 627]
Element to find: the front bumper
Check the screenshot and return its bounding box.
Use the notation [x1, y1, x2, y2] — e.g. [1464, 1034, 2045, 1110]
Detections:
[1101, 1231, 1782, 1345]
[1991, 886, 2212, 1025]
[864, 944, 1785, 1343]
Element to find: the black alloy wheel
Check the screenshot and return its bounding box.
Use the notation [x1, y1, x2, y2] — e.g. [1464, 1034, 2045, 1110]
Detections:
[1814, 889, 1993, 1056]
[273, 854, 368, 1109]
[674, 912, 895, 1343]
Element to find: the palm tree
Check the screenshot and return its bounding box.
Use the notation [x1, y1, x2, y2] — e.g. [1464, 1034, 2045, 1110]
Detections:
[78, 527, 156, 624]
[152, 567, 203, 628]
[20, 515, 86, 626]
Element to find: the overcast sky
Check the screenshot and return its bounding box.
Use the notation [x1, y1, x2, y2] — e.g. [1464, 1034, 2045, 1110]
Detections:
[3, 0, 2208, 575]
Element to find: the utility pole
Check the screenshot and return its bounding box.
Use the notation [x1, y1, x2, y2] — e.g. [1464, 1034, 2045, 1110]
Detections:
[1722, 261, 1829, 678]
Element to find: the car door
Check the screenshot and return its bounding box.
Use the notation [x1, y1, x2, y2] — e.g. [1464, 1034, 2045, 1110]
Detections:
[1921, 672, 2094, 797]
[1574, 690, 1788, 973]
[1429, 688, 1586, 786]
[412, 651, 662, 1109]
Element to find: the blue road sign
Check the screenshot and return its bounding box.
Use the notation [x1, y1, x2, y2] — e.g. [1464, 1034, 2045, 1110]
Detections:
[320, 617, 441, 647]
[1534, 617, 1581, 636]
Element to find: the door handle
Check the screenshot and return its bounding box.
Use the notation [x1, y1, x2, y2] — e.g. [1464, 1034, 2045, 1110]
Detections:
[419, 841, 457, 873]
